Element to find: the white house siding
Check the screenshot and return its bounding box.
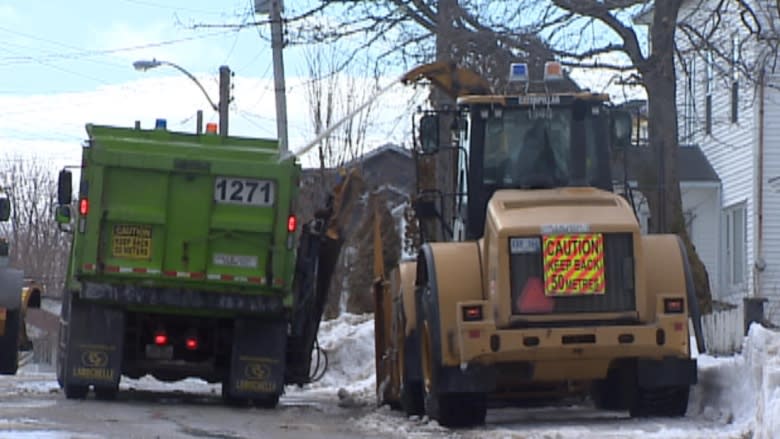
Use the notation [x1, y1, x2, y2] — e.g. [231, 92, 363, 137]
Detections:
[676, 1, 760, 305]
[758, 75, 780, 320]
[620, 183, 720, 297]
[681, 184, 721, 298]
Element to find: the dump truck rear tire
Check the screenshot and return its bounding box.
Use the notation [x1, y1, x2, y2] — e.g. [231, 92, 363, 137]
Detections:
[95, 385, 119, 401]
[253, 393, 280, 409]
[0, 307, 20, 375]
[64, 384, 89, 399]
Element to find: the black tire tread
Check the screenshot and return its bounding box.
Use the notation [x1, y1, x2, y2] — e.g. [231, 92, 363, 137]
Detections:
[0, 308, 20, 375]
[629, 385, 690, 418]
[64, 384, 89, 400]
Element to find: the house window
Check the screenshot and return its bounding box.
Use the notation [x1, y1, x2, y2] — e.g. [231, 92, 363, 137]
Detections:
[731, 36, 739, 123]
[683, 56, 696, 143]
[705, 50, 713, 135]
[724, 203, 746, 287]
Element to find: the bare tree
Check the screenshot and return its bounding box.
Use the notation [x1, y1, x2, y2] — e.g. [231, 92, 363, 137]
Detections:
[0, 156, 70, 296]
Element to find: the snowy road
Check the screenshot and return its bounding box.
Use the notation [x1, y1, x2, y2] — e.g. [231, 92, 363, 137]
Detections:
[0, 371, 384, 439]
[3, 312, 773, 438]
[0, 370, 751, 439]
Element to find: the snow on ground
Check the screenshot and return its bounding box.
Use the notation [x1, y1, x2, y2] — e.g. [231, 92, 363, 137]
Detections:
[7, 314, 780, 438]
[308, 316, 776, 439]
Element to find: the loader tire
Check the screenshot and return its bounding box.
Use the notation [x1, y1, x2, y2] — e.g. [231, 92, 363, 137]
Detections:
[416, 247, 486, 428]
[0, 307, 20, 375]
[399, 332, 424, 416]
[420, 321, 486, 427]
[629, 385, 689, 418]
[591, 367, 630, 411]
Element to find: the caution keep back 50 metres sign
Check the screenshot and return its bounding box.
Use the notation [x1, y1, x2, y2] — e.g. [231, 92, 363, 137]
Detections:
[543, 234, 605, 296]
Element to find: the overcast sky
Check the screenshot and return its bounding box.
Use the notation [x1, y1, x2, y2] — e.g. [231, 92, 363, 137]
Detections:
[0, 0, 422, 169]
[0, 1, 644, 169]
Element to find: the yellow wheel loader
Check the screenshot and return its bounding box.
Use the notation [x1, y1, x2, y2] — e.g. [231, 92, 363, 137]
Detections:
[373, 62, 705, 427]
[0, 194, 42, 375]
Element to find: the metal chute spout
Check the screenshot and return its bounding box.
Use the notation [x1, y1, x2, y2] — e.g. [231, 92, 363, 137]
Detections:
[285, 169, 362, 385]
[285, 217, 342, 385]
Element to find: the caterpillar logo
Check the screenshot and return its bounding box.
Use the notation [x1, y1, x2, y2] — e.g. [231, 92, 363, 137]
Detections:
[81, 350, 109, 368]
[245, 363, 271, 380]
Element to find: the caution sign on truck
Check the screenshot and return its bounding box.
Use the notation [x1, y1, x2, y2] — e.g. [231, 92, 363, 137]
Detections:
[543, 234, 605, 296]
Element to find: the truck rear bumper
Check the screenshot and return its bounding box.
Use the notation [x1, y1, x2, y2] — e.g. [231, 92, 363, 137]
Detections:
[454, 318, 694, 383]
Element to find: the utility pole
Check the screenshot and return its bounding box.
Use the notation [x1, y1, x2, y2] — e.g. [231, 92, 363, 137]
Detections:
[219, 65, 231, 137]
[255, 0, 289, 155]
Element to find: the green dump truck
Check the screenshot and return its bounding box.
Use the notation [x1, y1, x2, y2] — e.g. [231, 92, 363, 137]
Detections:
[55, 123, 343, 406]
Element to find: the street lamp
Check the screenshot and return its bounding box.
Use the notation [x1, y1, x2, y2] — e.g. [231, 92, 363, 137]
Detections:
[133, 58, 230, 136]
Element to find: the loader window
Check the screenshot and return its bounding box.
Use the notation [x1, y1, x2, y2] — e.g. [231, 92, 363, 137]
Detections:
[482, 106, 608, 190]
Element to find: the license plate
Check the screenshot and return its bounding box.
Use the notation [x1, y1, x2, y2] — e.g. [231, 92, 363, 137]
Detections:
[112, 224, 152, 259]
[213, 253, 258, 268]
[145, 344, 173, 360]
[214, 177, 275, 207]
[543, 234, 606, 296]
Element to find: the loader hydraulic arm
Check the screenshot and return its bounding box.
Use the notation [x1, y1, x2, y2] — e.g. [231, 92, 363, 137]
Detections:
[401, 61, 492, 99]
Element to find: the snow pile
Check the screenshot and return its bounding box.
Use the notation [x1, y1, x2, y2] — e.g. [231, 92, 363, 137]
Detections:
[739, 324, 780, 438]
[307, 313, 376, 400]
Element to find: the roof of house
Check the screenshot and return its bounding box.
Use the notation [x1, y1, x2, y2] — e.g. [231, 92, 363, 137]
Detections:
[612, 144, 720, 183]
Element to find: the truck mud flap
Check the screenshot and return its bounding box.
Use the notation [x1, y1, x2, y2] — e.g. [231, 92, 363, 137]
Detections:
[226, 319, 287, 398]
[64, 300, 124, 388]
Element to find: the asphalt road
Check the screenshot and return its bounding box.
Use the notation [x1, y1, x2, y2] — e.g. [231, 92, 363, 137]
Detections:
[0, 372, 386, 439]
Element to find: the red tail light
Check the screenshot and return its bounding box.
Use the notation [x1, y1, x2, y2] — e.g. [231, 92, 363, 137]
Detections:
[287, 214, 297, 233]
[462, 305, 483, 322]
[79, 198, 89, 216]
[154, 332, 168, 346]
[185, 336, 199, 351]
[664, 298, 685, 314]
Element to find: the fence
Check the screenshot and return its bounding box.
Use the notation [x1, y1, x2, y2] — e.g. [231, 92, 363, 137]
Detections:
[699, 301, 745, 355]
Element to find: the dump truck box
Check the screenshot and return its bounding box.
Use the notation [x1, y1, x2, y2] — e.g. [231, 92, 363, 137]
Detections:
[71, 124, 298, 298]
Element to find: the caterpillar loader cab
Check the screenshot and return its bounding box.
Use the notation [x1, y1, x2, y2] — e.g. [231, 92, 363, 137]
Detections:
[374, 62, 702, 428]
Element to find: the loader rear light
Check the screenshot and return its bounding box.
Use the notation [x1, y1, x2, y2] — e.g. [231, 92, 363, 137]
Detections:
[462, 305, 483, 322]
[79, 198, 89, 216]
[287, 214, 297, 233]
[154, 332, 168, 346]
[185, 336, 199, 351]
[664, 298, 685, 314]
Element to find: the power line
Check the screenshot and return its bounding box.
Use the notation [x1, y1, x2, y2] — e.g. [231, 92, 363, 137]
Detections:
[0, 26, 238, 66]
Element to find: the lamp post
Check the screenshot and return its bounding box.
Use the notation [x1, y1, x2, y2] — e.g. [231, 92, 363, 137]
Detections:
[133, 59, 230, 137]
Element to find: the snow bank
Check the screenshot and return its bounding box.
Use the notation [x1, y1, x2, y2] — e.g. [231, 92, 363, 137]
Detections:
[304, 313, 376, 401]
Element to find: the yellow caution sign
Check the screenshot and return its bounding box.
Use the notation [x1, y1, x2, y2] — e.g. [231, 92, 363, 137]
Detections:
[543, 234, 605, 296]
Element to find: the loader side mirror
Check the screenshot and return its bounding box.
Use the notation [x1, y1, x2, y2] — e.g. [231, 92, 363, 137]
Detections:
[418, 114, 440, 154]
[55, 205, 72, 225]
[58, 169, 73, 205]
[0, 198, 9, 222]
[611, 110, 633, 149]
